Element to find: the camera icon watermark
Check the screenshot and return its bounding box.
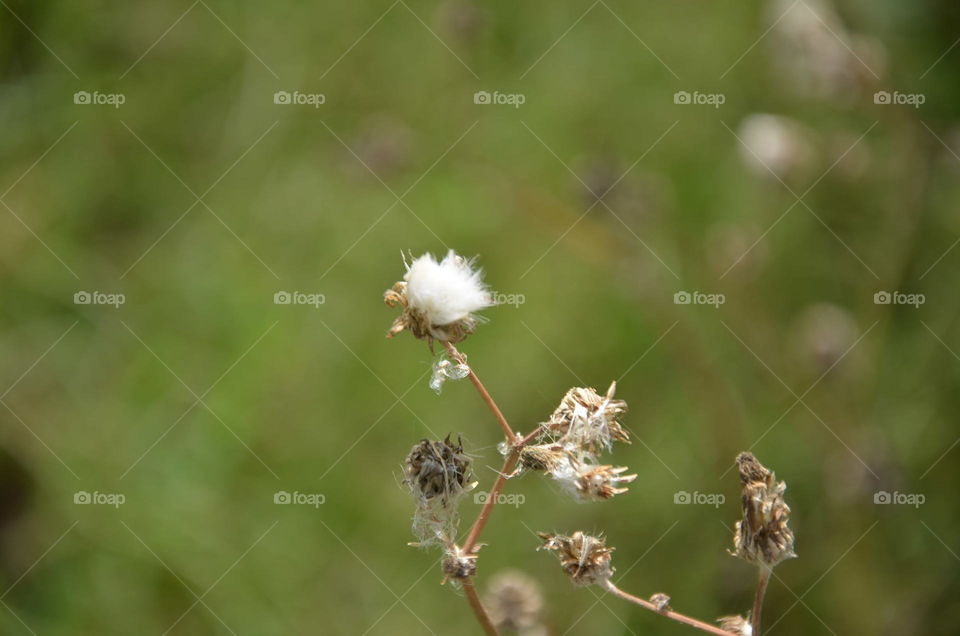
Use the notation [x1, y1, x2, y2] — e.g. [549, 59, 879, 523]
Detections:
[673, 490, 725, 508]
[873, 290, 924, 308]
[473, 90, 525, 108]
[673, 91, 725, 108]
[873, 490, 924, 508]
[73, 91, 126, 108]
[273, 90, 325, 108]
[273, 490, 325, 507]
[674, 290, 725, 308]
[873, 91, 924, 109]
[74, 290, 125, 308]
[74, 490, 126, 508]
[273, 291, 325, 308]
[474, 491, 525, 508]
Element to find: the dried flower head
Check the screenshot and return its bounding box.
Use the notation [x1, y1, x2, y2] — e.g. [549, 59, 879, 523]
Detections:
[517, 446, 634, 501]
[517, 443, 567, 473]
[542, 382, 630, 454]
[537, 531, 614, 586]
[484, 570, 544, 632]
[385, 250, 493, 344]
[570, 464, 637, 501]
[441, 543, 478, 582]
[732, 452, 796, 569]
[717, 614, 752, 635]
[404, 436, 476, 543]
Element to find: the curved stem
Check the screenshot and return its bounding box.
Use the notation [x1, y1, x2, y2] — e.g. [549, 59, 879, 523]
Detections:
[462, 579, 499, 636]
[443, 342, 515, 440]
[602, 581, 735, 636]
[751, 567, 771, 635]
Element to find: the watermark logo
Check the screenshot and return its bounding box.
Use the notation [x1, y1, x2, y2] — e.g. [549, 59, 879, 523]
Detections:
[873, 291, 924, 308]
[874, 490, 924, 508]
[673, 91, 725, 108]
[73, 91, 127, 108]
[473, 90, 525, 108]
[674, 290, 725, 308]
[74, 291, 125, 308]
[490, 291, 525, 308]
[273, 90, 325, 108]
[674, 490, 725, 508]
[873, 91, 924, 108]
[474, 491, 525, 508]
[74, 491, 125, 508]
[274, 490, 325, 507]
[74, 91, 126, 108]
[273, 291, 325, 308]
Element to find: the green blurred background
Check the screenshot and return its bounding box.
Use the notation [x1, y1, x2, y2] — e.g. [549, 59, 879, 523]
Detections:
[1, 0, 959, 634]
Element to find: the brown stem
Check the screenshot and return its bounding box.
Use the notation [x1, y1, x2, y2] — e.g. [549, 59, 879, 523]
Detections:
[462, 579, 499, 636]
[602, 581, 736, 636]
[443, 342, 515, 440]
[751, 567, 771, 635]
[462, 449, 519, 555]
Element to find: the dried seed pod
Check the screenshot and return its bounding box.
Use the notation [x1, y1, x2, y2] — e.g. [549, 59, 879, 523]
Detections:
[441, 544, 478, 581]
[484, 570, 544, 633]
[405, 436, 473, 502]
[404, 436, 475, 544]
[572, 464, 637, 501]
[518, 444, 567, 473]
[543, 382, 630, 454]
[537, 531, 614, 586]
[732, 452, 796, 569]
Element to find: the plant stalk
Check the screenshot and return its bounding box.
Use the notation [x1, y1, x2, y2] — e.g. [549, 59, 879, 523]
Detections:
[602, 581, 736, 636]
[443, 342, 515, 439]
[462, 579, 499, 636]
[751, 567, 772, 635]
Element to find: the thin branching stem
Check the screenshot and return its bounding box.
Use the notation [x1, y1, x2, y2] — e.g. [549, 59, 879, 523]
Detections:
[601, 581, 736, 636]
[462, 579, 499, 636]
[443, 342, 515, 439]
[462, 450, 519, 555]
[751, 567, 772, 635]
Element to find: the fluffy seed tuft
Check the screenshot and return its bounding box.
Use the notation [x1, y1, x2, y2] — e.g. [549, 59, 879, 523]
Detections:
[385, 250, 493, 344]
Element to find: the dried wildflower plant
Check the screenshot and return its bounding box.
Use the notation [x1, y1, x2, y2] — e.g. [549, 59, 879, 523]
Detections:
[513, 382, 635, 502]
[385, 250, 797, 636]
[537, 531, 615, 587]
[403, 436, 476, 547]
[385, 250, 493, 345]
[732, 451, 796, 569]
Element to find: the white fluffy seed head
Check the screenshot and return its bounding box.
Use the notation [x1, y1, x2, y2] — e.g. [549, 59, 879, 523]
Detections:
[404, 250, 492, 327]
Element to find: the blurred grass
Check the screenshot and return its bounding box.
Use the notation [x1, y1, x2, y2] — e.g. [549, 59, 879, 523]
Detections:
[1, 0, 960, 634]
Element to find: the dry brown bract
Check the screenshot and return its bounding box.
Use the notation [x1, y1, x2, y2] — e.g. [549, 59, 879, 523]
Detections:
[385, 281, 479, 345]
[732, 452, 796, 569]
[574, 465, 637, 501]
[717, 614, 752, 635]
[537, 531, 614, 586]
[544, 382, 630, 453]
